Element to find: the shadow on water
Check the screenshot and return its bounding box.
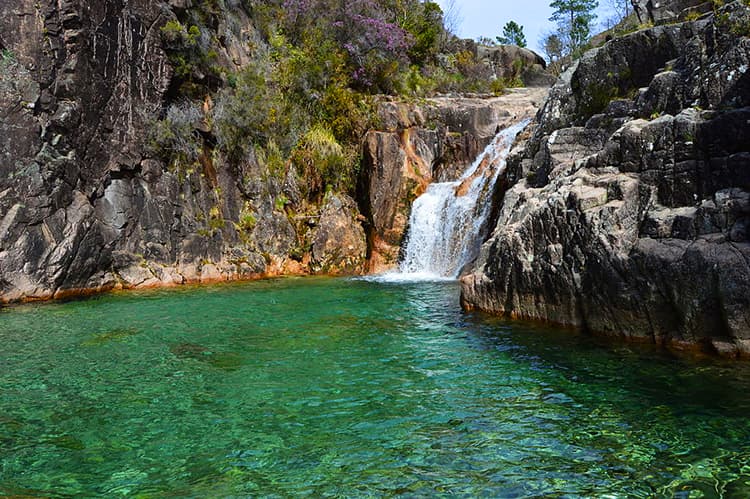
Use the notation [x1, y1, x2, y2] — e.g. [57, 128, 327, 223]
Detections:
[460, 311, 750, 414]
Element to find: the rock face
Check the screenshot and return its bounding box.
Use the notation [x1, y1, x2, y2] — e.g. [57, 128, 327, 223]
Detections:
[310, 194, 368, 274]
[633, 0, 709, 24]
[0, 0, 532, 301]
[359, 88, 548, 272]
[0, 0, 368, 302]
[461, 2, 750, 356]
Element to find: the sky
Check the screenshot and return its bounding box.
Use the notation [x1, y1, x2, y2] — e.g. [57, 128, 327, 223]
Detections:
[434, 0, 612, 55]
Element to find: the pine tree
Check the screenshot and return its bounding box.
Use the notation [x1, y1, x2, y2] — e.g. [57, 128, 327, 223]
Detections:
[496, 21, 527, 47]
[549, 0, 598, 57]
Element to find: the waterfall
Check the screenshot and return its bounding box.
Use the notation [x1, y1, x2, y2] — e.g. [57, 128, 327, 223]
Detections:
[394, 119, 529, 280]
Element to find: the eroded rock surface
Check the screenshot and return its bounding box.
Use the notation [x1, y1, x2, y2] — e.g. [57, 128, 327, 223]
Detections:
[310, 193, 368, 274]
[461, 2, 750, 356]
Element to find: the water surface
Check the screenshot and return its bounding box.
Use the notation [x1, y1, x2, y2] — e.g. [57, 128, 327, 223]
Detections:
[1, 277, 749, 497]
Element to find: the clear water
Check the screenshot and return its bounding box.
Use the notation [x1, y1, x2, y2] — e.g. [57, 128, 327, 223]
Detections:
[2, 277, 750, 498]
[399, 120, 529, 279]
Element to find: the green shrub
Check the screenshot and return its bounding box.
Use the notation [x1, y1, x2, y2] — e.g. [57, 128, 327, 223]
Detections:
[275, 193, 290, 212]
[159, 19, 220, 98]
[0, 49, 15, 66]
[147, 102, 203, 169]
[236, 202, 257, 243]
[208, 205, 225, 231]
[291, 125, 355, 200]
[212, 62, 298, 160]
[256, 141, 287, 181]
[490, 78, 506, 95]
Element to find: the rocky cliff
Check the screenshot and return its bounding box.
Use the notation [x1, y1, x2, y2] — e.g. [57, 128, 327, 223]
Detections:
[0, 0, 545, 302]
[462, 1, 750, 356]
[0, 0, 364, 301]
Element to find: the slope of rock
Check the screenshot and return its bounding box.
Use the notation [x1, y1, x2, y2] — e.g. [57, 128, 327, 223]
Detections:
[461, 1, 750, 356]
[0, 0, 539, 301]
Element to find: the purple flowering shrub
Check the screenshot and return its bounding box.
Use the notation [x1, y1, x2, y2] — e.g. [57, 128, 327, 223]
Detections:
[281, 0, 413, 92]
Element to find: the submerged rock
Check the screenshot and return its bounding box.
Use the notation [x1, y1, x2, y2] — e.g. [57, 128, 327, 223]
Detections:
[461, 1, 750, 356]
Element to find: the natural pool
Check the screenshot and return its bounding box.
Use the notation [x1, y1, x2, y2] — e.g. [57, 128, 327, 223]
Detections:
[1, 277, 749, 497]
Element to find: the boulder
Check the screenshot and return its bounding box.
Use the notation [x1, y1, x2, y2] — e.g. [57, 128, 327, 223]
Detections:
[477, 45, 554, 87]
[633, 0, 710, 24]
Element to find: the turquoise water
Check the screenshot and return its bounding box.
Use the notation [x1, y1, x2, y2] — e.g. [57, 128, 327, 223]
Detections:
[1, 277, 750, 497]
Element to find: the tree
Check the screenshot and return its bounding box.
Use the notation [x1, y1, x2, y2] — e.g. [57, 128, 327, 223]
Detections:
[549, 0, 598, 57]
[541, 31, 564, 74]
[497, 21, 526, 47]
[402, 1, 445, 64]
[605, 0, 633, 25]
[496, 21, 527, 47]
[441, 0, 463, 36]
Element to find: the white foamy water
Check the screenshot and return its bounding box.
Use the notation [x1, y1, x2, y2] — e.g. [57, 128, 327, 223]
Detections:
[372, 120, 529, 283]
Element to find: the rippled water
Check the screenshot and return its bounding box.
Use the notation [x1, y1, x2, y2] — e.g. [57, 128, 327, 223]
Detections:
[1, 277, 750, 497]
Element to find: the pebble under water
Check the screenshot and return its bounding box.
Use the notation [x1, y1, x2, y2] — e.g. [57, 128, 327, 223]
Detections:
[1, 277, 750, 497]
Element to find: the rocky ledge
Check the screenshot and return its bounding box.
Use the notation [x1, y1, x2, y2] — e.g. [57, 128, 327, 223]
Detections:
[461, 1, 750, 356]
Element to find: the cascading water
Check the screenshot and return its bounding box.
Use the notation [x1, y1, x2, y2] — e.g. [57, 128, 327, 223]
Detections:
[395, 119, 530, 280]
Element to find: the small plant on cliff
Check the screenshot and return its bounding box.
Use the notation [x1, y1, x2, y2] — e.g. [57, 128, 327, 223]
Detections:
[160, 20, 201, 47]
[275, 194, 290, 212]
[0, 49, 15, 66]
[147, 102, 203, 169]
[208, 205, 225, 232]
[159, 20, 220, 97]
[236, 202, 257, 244]
[291, 125, 353, 200]
[490, 78, 506, 95]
